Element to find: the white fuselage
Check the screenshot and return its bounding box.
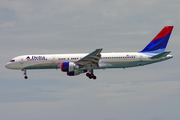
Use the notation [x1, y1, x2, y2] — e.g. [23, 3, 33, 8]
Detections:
[5, 52, 173, 70]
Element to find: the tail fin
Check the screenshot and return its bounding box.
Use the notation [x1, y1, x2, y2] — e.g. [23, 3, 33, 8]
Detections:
[140, 26, 174, 53]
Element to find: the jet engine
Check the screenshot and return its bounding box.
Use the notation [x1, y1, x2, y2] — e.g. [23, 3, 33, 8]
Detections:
[67, 70, 81, 76]
[61, 62, 87, 76]
[61, 62, 79, 72]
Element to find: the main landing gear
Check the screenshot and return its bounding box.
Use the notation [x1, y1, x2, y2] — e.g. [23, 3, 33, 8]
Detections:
[86, 69, 97, 80]
[22, 69, 28, 79]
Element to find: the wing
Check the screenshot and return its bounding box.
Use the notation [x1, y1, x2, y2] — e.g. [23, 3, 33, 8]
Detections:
[75, 48, 103, 67]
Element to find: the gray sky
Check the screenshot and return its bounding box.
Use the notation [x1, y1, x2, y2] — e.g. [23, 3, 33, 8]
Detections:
[1, 0, 180, 120]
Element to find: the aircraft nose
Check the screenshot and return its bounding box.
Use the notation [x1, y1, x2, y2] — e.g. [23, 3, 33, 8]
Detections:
[5, 63, 11, 69]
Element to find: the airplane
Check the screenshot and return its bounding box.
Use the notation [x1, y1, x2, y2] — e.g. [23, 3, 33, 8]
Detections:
[5, 26, 174, 80]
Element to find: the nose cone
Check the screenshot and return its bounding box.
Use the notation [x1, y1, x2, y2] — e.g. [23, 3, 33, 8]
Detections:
[5, 61, 22, 70]
[5, 63, 11, 69]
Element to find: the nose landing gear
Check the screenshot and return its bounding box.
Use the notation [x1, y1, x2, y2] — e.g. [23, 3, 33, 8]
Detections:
[22, 69, 28, 79]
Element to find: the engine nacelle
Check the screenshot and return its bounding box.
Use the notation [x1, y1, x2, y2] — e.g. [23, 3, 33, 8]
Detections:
[67, 70, 80, 76]
[61, 62, 79, 72]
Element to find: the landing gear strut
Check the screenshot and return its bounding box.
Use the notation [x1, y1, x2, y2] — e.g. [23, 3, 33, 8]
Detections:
[86, 69, 97, 80]
[22, 69, 28, 79]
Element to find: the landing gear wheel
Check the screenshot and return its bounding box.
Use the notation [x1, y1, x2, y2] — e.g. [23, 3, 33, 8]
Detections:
[86, 73, 96, 79]
[86, 69, 97, 80]
[89, 75, 93, 79]
[86, 73, 90, 77]
[93, 76, 96, 80]
[24, 76, 28, 79]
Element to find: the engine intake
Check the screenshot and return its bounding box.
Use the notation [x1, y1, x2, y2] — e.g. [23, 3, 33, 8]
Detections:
[61, 62, 79, 72]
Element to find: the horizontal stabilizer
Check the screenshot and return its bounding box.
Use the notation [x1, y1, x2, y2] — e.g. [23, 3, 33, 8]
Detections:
[151, 51, 171, 59]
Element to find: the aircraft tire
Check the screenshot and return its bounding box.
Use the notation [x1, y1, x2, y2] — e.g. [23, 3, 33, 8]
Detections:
[89, 75, 93, 79]
[86, 73, 90, 77]
[24, 76, 28, 79]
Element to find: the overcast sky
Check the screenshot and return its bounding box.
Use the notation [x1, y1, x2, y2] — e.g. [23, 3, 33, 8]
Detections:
[1, 0, 180, 120]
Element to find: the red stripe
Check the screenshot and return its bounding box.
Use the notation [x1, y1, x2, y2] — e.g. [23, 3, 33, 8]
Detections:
[61, 63, 63, 71]
[151, 26, 173, 42]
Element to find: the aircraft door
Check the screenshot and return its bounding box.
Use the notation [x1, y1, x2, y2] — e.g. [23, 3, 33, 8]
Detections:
[139, 55, 143, 61]
[52, 57, 56, 63]
[20, 58, 24, 64]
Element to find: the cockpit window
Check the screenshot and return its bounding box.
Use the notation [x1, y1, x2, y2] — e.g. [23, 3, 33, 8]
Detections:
[9, 60, 15, 62]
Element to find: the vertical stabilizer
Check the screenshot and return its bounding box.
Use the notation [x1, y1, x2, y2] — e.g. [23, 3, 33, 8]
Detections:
[140, 26, 174, 53]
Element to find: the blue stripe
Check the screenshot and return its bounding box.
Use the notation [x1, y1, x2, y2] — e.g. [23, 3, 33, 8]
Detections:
[62, 62, 69, 72]
[141, 33, 171, 53]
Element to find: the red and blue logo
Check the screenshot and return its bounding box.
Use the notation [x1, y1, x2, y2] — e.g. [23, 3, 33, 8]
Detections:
[26, 56, 30, 60]
[140, 26, 174, 53]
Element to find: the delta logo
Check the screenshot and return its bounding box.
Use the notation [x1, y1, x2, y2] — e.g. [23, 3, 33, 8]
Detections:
[26, 56, 47, 60]
[26, 56, 30, 60]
